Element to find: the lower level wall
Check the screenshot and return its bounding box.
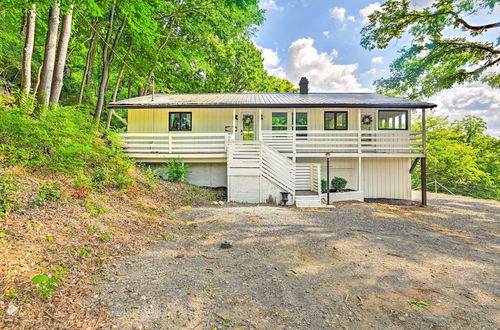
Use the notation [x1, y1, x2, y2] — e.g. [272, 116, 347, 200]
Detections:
[185, 163, 227, 188]
[145, 157, 412, 200]
[228, 175, 283, 204]
[297, 157, 411, 200]
[362, 158, 411, 200]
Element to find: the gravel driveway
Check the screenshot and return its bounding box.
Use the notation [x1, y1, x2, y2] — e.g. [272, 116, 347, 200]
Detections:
[92, 193, 500, 329]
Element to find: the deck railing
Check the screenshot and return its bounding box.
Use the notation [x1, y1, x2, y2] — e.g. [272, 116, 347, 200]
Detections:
[117, 132, 230, 156]
[261, 130, 423, 154]
[118, 130, 423, 157]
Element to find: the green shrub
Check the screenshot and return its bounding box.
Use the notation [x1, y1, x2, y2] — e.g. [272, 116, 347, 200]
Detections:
[164, 159, 190, 182]
[321, 179, 328, 193]
[0, 174, 20, 216]
[33, 182, 61, 206]
[331, 177, 347, 191]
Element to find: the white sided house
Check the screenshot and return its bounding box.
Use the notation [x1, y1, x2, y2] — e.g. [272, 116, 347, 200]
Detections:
[110, 78, 436, 207]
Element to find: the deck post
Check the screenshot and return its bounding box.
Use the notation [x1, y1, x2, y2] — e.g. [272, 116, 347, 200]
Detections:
[421, 108, 427, 206]
[232, 108, 236, 140]
[358, 156, 362, 192]
[292, 108, 296, 159]
[258, 108, 262, 141]
[421, 156, 427, 206]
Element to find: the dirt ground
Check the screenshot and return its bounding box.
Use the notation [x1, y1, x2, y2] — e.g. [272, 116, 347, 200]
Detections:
[92, 193, 500, 329]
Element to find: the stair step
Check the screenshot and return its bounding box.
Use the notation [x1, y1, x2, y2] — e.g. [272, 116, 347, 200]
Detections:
[295, 195, 323, 208]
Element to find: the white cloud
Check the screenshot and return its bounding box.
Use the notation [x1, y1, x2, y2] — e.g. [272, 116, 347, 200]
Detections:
[360, 2, 381, 23]
[361, 68, 377, 76]
[330, 6, 346, 21]
[322, 31, 330, 38]
[255, 44, 286, 79]
[285, 38, 369, 92]
[260, 0, 284, 12]
[347, 15, 356, 22]
[372, 56, 384, 64]
[429, 84, 500, 136]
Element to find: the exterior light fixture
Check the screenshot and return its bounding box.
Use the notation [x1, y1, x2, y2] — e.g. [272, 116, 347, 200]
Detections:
[235, 114, 238, 120]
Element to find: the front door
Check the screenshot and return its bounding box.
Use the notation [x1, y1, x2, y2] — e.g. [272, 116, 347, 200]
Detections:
[240, 112, 256, 141]
[360, 111, 376, 152]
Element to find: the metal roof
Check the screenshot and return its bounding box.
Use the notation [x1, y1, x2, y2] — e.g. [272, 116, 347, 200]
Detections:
[109, 92, 436, 109]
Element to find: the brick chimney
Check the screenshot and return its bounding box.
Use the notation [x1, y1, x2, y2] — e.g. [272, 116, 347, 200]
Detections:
[299, 77, 309, 94]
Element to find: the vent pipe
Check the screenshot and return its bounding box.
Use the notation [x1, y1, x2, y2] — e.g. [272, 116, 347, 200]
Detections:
[299, 77, 309, 95]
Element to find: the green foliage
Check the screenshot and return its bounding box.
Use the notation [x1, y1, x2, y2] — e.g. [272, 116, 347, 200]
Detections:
[33, 182, 61, 206]
[331, 177, 348, 191]
[0, 174, 20, 216]
[142, 165, 158, 189]
[321, 179, 328, 193]
[361, 0, 499, 98]
[408, 300, 430, 307]
[412, 115, 499, 200]
[164, 159, 190, 182]
[31, 266, 67, 300]
[0, 105, 134, 190]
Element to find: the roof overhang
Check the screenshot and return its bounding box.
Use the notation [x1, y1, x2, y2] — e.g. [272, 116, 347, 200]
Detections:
[109, 103, 437, 109]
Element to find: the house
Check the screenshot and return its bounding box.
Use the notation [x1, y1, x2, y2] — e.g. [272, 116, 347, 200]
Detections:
[109, 78, 436, 207]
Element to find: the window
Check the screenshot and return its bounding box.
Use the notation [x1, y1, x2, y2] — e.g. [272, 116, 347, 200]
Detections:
[295, 112, 308, 136]
[378, 110, 408, 130]
[324, 111, 348, 130]
[169, 112, 192, 131]
[272, 112, 288, 130]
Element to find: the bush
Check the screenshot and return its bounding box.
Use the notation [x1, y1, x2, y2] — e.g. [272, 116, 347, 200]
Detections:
[164, 159, 190, 182]
[0, 104, 134, 190]
[321, 179, 328, 193]
[331, 177, 347, 191]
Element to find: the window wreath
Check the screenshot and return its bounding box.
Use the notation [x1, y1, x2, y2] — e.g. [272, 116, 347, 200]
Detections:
[361, 114, 373, 126]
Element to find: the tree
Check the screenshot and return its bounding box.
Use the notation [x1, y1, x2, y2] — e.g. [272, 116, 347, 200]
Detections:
[361, 0, 499, 99]
[50, 4, 73, 104]
[21, 3, 36, 95]
[36, 0, 60, 107]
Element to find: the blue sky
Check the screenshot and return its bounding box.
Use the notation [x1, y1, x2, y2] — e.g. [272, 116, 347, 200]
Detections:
[254, 0, 500, 136]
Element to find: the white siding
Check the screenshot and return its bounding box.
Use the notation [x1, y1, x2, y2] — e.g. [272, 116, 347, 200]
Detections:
[185, 163, 227, 187]
[362, 158, 411, 199]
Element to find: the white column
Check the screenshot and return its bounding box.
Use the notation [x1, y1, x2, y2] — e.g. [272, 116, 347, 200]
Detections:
[358, 156, 362, 192]
[258, 108, 262, 141]
[292, 108, 296, 158]
[232, 108, 236, 140]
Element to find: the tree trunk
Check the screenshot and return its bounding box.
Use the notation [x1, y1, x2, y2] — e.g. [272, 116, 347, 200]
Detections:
[34, 62, 43, 93]
[127, 78, 132, 98]
[78, 18, 98, 104]
[36, 1, 60, 107]
[50, 5, 73, 104]
[21, 3, 36, 95]
[94, 1, 125, 120]
[112, 60, 126, 102]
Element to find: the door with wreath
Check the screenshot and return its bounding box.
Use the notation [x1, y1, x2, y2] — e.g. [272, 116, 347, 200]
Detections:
[360, 111, 376, 152]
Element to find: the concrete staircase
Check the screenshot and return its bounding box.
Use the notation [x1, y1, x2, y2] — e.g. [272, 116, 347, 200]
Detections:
[295, 193, 323, 208]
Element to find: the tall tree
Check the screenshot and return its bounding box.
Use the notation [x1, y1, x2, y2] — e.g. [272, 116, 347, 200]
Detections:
[21, 3, 36, 95]
[78, 17, 98, 104]
[50, 4, 73, 104]
[361, 0, 499, 99]
[36, 0, 60, 107]
[94, 1, 125, 119]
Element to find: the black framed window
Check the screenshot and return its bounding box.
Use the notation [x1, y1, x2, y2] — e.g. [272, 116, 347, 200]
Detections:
[324, 111, 348, 130]
[272, 112, 288, 130]
[378, 110, 408, 130]
[169, 112, 192, 131]
[296, 112, 308, 137]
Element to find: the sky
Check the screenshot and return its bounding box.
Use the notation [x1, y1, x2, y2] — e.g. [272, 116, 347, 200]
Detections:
[254, 0, 500, 136]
